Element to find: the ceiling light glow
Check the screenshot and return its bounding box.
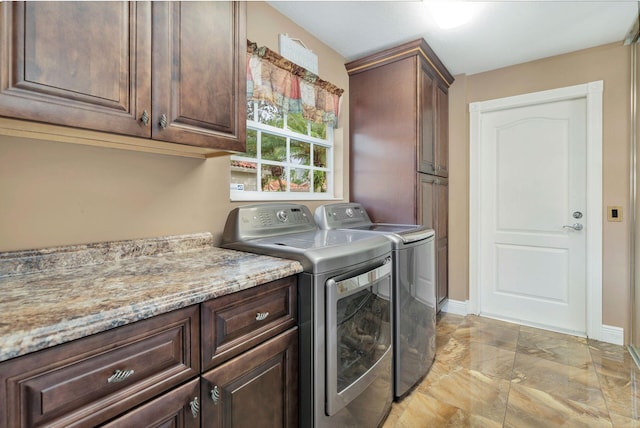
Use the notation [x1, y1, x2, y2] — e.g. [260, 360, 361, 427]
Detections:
[425, 1, 484, 30]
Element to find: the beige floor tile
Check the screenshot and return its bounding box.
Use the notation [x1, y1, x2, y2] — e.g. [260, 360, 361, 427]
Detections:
[383, 314, 640, 427]
[416, 363, 510, 425]
[452, 316, 520, 351]
[590, 340, 640, 380]
[517, 329, 592, 369]
[609, 412, 640, 427]
[439, 337, 516, 381]
[511, 353, 608, 411]
[597, 371, 640, 419]
[519, 325, 588, 344]
[504, 383, 612, 427]
[388, 390, 503, 428]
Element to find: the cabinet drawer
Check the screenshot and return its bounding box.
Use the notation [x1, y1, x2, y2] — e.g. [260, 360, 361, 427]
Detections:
[202, 276, 297, 370]
[0, 305, 199, 428]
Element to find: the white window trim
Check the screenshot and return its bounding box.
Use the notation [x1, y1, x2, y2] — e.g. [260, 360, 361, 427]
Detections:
[230, 103, 336, 201]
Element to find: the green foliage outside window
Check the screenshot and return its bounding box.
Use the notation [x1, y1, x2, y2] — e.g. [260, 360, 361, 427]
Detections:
[231, 100, 332, 197]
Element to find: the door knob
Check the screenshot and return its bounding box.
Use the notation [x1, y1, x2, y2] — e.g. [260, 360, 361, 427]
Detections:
[563, 223, 583, 231]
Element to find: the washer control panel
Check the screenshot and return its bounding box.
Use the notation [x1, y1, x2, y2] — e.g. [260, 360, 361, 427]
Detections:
[225, 204, 317, 240]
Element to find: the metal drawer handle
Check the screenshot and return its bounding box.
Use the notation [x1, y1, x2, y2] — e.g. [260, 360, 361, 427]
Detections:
[140, 110, 149, 126]
[256, 311, 269, 321]
[107, 369, 135, 383]
[159, 114, 167, 129]
[189, 396, 200, 418]
[211, 385, 220, 405]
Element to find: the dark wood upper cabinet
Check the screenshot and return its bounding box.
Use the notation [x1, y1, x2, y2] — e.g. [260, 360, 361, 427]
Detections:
[0, 1, 246, 152]
[151, 1, 246, 151]
[0, 2, 151, 138]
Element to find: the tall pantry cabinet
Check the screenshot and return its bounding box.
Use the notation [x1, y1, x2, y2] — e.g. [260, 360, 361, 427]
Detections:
[346, 39, 454, 311]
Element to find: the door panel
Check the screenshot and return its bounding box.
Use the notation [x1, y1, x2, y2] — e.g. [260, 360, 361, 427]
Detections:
[201, 329, 298, 428]
[435, 84, 449, 177]
[496, 118, 569, 231]
[419, 65, 435, 174]
[0, 1, 151, 137]
[480, 98, 587, 333]
[151, 1, 246, 150]
[418, 174, 448, 310]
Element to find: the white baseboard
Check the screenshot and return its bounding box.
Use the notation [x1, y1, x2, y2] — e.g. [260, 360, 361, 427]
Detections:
[440, 299, 468, 316]
[599, 324, 624, 346]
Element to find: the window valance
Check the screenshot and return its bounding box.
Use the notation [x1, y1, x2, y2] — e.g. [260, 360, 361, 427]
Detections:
[247, 40, 344, 128]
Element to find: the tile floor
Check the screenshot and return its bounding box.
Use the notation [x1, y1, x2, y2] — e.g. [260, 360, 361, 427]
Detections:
[382, 313, 640, 427]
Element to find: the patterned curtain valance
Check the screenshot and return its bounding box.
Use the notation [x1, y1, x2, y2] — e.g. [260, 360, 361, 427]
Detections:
[247, 40, 344, 128]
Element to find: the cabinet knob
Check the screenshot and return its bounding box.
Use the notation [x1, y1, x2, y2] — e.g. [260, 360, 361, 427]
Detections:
[189, 396, 200, 418]
[159, 114, 167, 129]
[210, 385, 220, 405]
[107, 369, 135, 383]
[256, 311, 270, 321]
[140, 110, 149, 126]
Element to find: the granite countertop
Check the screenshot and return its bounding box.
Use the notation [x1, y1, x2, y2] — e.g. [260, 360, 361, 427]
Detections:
[0, 233, 303, 363]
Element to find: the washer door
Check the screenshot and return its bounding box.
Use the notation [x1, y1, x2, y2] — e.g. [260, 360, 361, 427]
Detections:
[325, 258, 392, 416]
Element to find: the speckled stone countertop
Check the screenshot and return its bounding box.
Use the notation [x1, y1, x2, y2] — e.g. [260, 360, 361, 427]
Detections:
[0, 233, 303, 363]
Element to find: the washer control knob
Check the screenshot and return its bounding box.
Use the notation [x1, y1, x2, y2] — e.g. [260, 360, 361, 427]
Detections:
[276, 210, 288, 223]
[345, 208, 354, 218]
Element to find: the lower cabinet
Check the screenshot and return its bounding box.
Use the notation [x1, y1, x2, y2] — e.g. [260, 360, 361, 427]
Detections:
[0, 306, 200, 428]
[201, 328, 298, 428]
[0, 276, 299, 428]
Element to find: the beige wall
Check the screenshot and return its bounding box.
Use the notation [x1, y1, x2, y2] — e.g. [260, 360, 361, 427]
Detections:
[448, 42, 631, 336]
[0, 3, 631, 339]
[0, 2, 348, 252]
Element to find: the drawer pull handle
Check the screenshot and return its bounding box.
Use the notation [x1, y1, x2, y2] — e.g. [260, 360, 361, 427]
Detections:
[256, 311, 269, 321]
[189, 396, 200, 418]
[159, 114, 167, 129]
[211, 385, 220, 405]
[107, 369, 135, 383]
[140, 110, 150, 126]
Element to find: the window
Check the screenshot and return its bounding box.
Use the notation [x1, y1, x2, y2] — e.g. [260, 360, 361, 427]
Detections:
[230, 100, 334, 201]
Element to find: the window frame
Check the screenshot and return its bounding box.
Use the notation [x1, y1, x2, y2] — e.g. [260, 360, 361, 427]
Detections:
[230, 101, 336, 201]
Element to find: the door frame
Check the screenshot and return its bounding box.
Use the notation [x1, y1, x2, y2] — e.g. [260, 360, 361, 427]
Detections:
[469, 81, 603, 339]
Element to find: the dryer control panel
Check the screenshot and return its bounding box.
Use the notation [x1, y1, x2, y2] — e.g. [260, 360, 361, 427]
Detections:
[315, 203, 372, 229]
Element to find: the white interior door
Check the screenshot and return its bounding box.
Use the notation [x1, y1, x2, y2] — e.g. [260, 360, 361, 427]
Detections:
[479, 98, 587, 334]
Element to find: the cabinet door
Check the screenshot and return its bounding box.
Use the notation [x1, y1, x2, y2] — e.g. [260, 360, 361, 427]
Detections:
[435, 83, 449, 177]
[152, 1, 246, 151]
[437, 236, 449, 309]
[419, 175, 448, 310]
[418, 64, 436, 175]
[102, 379, 200, 428]
[0, 2, 151, 137]
[201, 328, 298, 428]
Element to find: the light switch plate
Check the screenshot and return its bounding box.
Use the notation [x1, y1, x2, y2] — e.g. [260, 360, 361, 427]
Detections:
[607, 206, 623, 222]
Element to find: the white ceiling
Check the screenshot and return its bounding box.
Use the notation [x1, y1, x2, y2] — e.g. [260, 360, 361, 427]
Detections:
[267, 0, 639, 76]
